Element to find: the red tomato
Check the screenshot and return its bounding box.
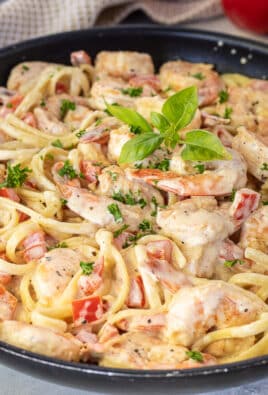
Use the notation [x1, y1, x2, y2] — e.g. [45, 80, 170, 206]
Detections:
[72, 296, 103, 324]
[222, 0, 268, 33]
[0, 188, 20, 202]
[56, 82, 68, 94]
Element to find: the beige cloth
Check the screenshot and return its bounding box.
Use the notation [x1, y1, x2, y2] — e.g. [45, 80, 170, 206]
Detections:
[0, 0, 222, 47]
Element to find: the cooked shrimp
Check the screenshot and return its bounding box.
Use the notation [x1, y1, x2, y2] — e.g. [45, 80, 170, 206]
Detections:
[0, 285, 17, 320]
[22, 230, 47, 262]
[95, 51, 154, 80]
[34, 107, 69, 135]
[156, 197, 235, 277]
[130, 149, 247, 197]
[31, 248, 84, 304]
[99, 331, 216, 369]
[70, 50, 92, 67]
[240, 206, 268, 253]
[97, 165, 164, 206]
[90, 76, 135, 110]
[0, 321, 80, 361]
[233, 127, 268, 181]
[129, 74, 161, 95]
[7, 62, 53, 94]
[107, 126, 133, 162]
[159, 60, 224, 106]
[166, 281, 266, 346]
[57, 183, 144, 232]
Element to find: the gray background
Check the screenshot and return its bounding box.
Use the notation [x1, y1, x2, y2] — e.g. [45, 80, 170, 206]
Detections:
[0, 13, 268, 395]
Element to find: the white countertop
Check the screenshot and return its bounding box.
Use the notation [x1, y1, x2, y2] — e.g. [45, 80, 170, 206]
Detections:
[0, 15, 268, 395]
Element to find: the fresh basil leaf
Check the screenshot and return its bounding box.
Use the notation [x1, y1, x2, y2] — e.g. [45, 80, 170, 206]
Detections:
[150, 112, 170, 133]
[119, 133, 163, 164]
[106, 104, 152, 134]
[181, 130, 232, 161]
[162, 86, 198, 130]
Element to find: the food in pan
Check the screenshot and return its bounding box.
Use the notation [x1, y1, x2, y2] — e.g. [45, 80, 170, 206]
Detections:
[0, 49, 268, 369]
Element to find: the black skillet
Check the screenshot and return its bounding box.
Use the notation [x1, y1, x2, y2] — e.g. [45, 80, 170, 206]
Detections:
[0, 26, 267, 394]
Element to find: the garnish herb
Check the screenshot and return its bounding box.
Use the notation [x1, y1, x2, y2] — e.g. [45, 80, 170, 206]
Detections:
[0, 163, 31, 188]
[107, 86, 231, 164]
[45, 153, 54, 161]
[138, 220, 152, 232]
[261, 163, 268, 171]
[76, 130, 86, 138]
[224, 259, 244, 268]
[107, 171, 118, 181]
[22, 64, 29, 71]
[194, 164, 205, 174]
[121, 87, 143, 97]
[112, 190, 147, 208]
[186, 351, 203, 362]
[219, 90, 229, 103]
[6, 103, 13, 108]
[230, 188, 236, 202]
[224, 107, 233, 119]
[58, 160, 78, 180]
[60, 99, 76, 119]
[151, 158, 170, 171]
[48, 241, 68, 250]
[52, 139, 63, 148]
[95, 118, 102, 126]
[60, 198, 68, 206]
[40, 99, 46, 107]
[107, 203, 123, 223]
[263, 201, 268, 206]
[151, 196, 158, 217]
[191, 72, 205, 80]
[80, 261, 94, 275]
[113, 224, 129, 238]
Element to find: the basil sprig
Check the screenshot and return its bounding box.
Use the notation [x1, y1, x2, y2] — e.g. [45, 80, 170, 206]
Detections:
[107, 86, 231, 164]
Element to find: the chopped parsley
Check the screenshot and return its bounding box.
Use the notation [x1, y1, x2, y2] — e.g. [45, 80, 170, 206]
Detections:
[186, 350, 203, 362]
[194, 164, 205, 174]
[22, 64, 29, 71]
[6, 102, 13, 108]
[80, 261, 94, 275]
[261, 163, 268, 171]
[75, 130, 86, 138]
[107, 203, 123, 223]
[191, 72, 205, 80]
[107, 171, 118, 181]
[113, 224, 129, 238]
[224, 107, 233, 119]
[138, 220, 152, 232]
[163, 86, 172, 93]
[48, 241, 68, 250]
[112, 190, 147, 208]
[45, 153, 54, 161]
[60, 198, 68, 206]
[224, 259, 244, 268]
[0, 163, 31, 188]
[263, 201, 268, 206]
[151, 196, 158, 217]
[95, 118, 102, 126]
[152, 158, 170, 171]
[58, 160, 78, 180]
[219, 90, 229, 104]
[230, 188, 236, 202]
[40, 99, 46, 107]
[60, 99, 76, 119]
[51, 139, 63, 148]
[121, 87, 143, 97]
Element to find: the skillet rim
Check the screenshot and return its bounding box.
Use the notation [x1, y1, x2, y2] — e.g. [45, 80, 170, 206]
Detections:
[0, 24, 268, 381]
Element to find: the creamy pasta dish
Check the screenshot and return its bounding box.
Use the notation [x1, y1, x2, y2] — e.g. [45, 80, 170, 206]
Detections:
[0, 49, 268, 369]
